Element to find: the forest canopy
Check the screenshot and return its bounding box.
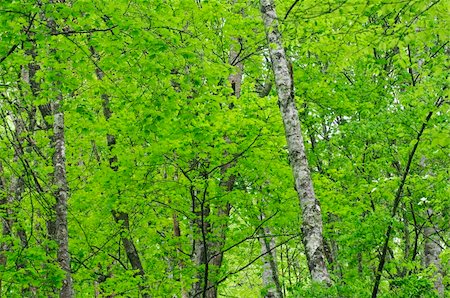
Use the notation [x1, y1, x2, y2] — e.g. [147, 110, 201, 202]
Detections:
[0, 0, 449, 297]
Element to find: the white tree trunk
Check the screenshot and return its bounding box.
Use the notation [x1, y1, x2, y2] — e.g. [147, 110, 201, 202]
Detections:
[259, 220, 283, 298]
[259, 0, 331, 285]
[52, 99, 73, 297]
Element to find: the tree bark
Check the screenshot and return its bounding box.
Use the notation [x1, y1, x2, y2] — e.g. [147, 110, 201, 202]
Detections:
[423, 209, 444, 297]
[40, 4, 73, 295]
[259, 0, 331, 285]
[189, 41, 242, 298]
[172, 211, 189, 298]
[91, 46, 148, 297]
[259, 216, 283, 298]
[189, 186, 221, 298]
[190, 199, 211, 298]
[112, 211, 146, 277]
[371, 102, 440, 298]
[51, 98, 73, 298]
[0, 162, 9, 295]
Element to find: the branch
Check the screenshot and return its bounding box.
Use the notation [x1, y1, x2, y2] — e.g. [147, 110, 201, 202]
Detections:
[0, 13, 37, 64]
[404, 0, 441, 31]
[408, 201, 420, 265]
[207, 211, 279, 262]
[207, 131, 261, 175]
[342, 71, 354, 85]
[426, 211, 449, 247]
[164, 154, 193, 183]
[424, 41, 449, 64]
[371, 98, 442, 298]
[233, 46, 265, 65]
[285, 1, 347, 21]
[0, 44, 19, 65]
[63, 35, 130, 100]
[200, 181, 209, 298]
[407, 45, 416, 86]
[230, 38, 244, 66]
[147, 26, 195, 37]
[194, 234, 299, 297]
[284, 0, 301, 20]
[50, 25, 117, 36]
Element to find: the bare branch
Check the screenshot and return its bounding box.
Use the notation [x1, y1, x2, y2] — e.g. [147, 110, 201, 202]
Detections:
[50, 25, 117, 36]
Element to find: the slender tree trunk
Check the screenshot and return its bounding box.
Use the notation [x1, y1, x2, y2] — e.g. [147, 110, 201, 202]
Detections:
[259, 216, 283, 298]
[189, 42, 242, 298]
[189, 185, 211, 298]
[401, 203, 410, 277]
[91, 46, 148, 297]
[0, 162, 9, 295]
[40, 4, 73, 295]
[172, 211, 189, 298]
[423, 209, 444, 297]
[51, 98, 73, 298]
[112, 211, 146, 276]
[101, 81, 147, 285]
[167, 170, 188, 298]
[371, 99, 442, 298]
[3, 122, 27, 246]
[190, 184, 226, 298]
[259, 0, 331, 285]
[188, 135, 235, 298]
[0, 62, 37, 294]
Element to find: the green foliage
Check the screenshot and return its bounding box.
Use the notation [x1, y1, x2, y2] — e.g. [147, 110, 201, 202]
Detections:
[0, 0, 448, 296]
[388, 275, 439, 298]
[289, 280, 374, 298]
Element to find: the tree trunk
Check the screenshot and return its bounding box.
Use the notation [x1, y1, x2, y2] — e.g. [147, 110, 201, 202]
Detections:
[91, 46, 148, 297]
[259, 217, 283, 298]
[259, 0, 331, 285]
[112, 211, 146, 277]
[51, 99, 73, 298]
[0, 162, 9, 295]
[423, 209, 444, 297]
[189, 189, 215, 298]
[189, 42, 242, 298]
[172, 211, 189, 298]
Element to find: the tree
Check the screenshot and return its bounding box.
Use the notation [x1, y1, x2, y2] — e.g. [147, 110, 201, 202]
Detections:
[0, 0, 448, 297]
[260, 0, 331, 285]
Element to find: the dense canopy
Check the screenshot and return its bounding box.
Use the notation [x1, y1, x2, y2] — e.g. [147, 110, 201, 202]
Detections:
[0, 0, 449, 297]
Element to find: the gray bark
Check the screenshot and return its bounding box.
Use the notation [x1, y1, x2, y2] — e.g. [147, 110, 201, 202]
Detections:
[0, 162, 9, 294]
[112, 211, 146, 277]
[8, 99, 28, 248]
[259, 0, 331, 285]
[5, 117, 27, 247]
[423, 209, 444, 297]
[51, 99, 73, 298]
[42, 5, 73, 295]
[172, 211, 189, 298]
[0, 61, 37, 294]
[419, 156, 444, 297]
[189, 188, 209, 298]
[190, 190, 223, 298]
[189, 41, 242, 298]
[91, 46, 148, 297]
[259, 218, 283, 298]
[228, 42, 243, 98]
